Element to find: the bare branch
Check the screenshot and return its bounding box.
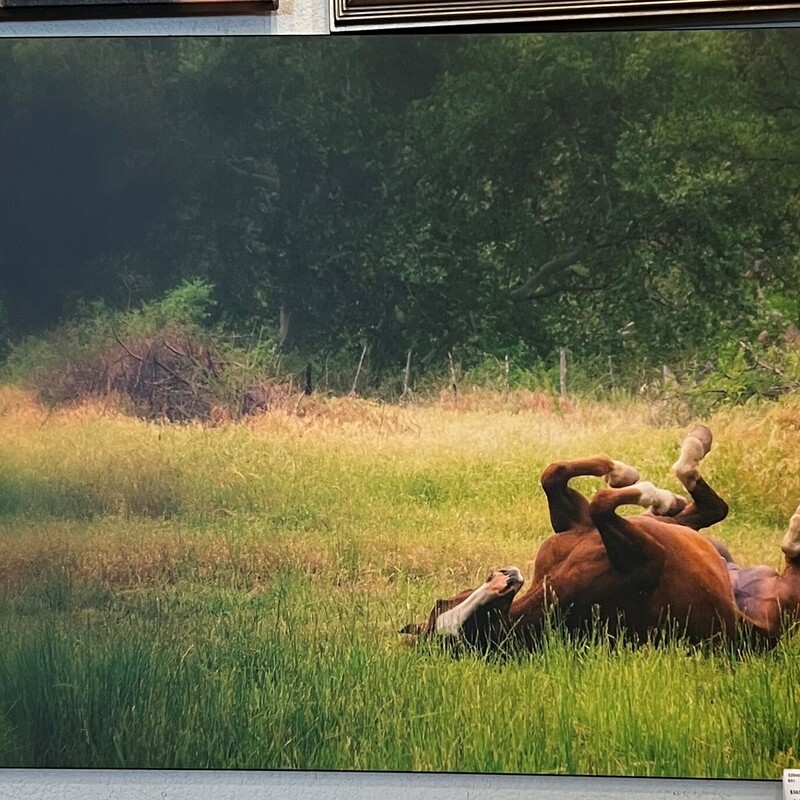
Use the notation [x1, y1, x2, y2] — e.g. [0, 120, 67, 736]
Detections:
[226, 158, 280, 192]
[162, 340, 209, 373]
[739, 341, 800, 389]
[511, 241, 591, 299]
[151, 357, 192, 387]
[527, 282, 608, 301]
[112, 329, 143, 362]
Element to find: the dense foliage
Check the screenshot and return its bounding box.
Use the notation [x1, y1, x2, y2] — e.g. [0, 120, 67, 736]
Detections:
[2, 33, 800, 400]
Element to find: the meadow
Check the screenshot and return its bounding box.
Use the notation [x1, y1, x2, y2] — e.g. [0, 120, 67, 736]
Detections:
[0, 385, 799, 777]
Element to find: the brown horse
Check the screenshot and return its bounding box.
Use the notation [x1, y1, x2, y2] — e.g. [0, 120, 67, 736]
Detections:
[402, 427, 777, 651]
[725, 505, 800, 639]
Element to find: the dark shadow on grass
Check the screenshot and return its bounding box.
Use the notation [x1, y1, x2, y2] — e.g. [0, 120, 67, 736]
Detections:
[0, 473, 183, 520]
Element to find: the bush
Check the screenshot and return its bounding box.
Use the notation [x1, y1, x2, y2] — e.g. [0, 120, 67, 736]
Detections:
[682, 340, 800, 416]
[152, 279, 215, 328]
[41, 328, 225, 421]
[2, 281, 288, 422]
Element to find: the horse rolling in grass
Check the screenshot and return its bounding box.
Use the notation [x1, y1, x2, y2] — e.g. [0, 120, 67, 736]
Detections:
[402, 426, 791, 652]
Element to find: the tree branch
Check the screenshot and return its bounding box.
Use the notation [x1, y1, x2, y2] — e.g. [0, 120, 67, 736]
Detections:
[527, 282, 608, 301]
[511, 240, 591, 299]
[739, 340, 800, 388]
[226, 158, 280, 192]
[112, 329, 143, 362]
[151, 357, 192, 387]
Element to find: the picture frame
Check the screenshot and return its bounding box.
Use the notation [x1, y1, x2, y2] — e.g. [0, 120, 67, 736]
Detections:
[330, 0, 800, 32]
[0, 0, 276, 24]
[0, 24, 795, 800]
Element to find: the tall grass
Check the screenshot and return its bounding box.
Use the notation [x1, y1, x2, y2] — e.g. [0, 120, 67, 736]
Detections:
[1, 581, 799, 775]
[0, 386, 799, 775]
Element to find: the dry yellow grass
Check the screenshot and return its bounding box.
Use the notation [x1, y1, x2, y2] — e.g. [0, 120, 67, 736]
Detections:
[1, 385, 798, 594]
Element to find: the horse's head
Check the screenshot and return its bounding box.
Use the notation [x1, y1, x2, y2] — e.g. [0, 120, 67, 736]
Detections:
[401, 567, 524, 650]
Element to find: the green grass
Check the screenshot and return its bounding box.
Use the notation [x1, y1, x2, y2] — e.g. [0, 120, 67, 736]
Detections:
[0, 386, 799, 776]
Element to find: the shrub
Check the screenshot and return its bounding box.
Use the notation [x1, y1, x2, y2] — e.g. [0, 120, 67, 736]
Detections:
[2, 281, 289, 422]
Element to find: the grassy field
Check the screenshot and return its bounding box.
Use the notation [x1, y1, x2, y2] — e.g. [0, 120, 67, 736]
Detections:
[1, 386, 799, 776]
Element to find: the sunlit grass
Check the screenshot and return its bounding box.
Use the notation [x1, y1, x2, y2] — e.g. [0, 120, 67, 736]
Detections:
[0, 386, 799, 775]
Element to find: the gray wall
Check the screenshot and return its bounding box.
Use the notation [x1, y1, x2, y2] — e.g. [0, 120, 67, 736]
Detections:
[0, 0, 327, 35]
[0, 769, 786, 800]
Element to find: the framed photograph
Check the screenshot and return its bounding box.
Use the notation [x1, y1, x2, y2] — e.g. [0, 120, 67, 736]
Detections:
[0, 0, 275, 23]
[0, 31, 798, 785]
[331, 0, 800, 32]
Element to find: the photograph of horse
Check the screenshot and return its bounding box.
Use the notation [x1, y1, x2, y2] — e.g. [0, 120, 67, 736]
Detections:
[1, 30, 800, 779]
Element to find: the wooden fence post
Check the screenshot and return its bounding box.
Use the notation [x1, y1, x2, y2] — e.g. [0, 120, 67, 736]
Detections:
[351, 344, 367, 396]
[401, 349, 413, 400]
[447, 352, 459, 401]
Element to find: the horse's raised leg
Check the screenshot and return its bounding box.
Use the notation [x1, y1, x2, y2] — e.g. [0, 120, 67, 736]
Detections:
[670, 425, 730, 532]
[781, 503, 800, 559]
[588, 483, 678, 575]
[541, 456, 640, 533]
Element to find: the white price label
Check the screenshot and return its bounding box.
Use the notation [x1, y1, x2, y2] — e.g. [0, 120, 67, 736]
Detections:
[784, 770, 800, 799]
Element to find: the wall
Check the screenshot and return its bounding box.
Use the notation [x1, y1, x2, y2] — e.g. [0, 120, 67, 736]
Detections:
[0, 769, 787, 800]
[0, 0, 327, 36]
